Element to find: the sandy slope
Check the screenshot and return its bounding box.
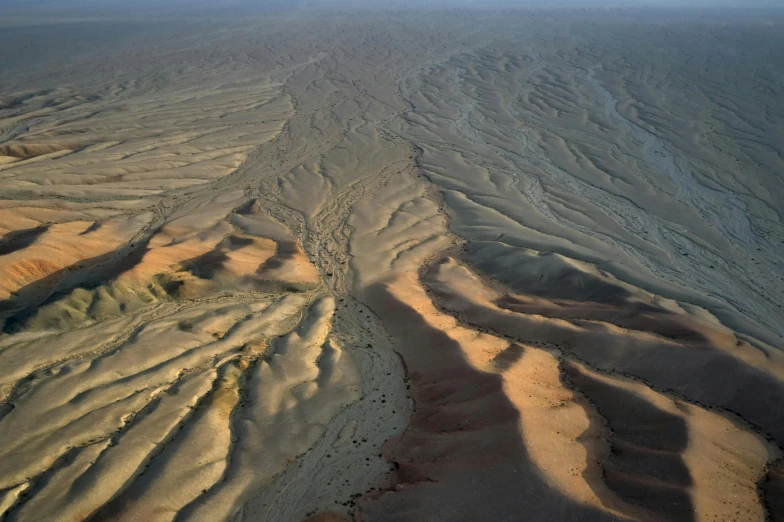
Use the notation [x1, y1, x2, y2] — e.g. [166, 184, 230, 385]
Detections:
[0, 7, 782, 522]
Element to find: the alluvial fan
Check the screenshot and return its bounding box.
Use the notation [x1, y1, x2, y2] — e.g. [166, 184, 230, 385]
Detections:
[0, 5, 782, 522]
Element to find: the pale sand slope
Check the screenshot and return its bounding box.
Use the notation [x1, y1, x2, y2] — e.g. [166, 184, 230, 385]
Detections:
[0, 8, 782, 522]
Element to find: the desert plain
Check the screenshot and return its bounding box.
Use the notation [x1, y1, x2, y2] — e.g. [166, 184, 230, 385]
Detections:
[0, 4, 783, 521]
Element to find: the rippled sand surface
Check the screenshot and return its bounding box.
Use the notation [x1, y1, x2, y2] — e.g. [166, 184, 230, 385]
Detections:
[0, 7, 782, 522]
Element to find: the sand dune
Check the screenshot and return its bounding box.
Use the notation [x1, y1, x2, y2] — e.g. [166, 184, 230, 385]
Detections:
[0, 6, 782, 522]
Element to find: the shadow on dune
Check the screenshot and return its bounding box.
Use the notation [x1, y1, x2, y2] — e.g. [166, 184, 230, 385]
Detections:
[356, 280, 654, 522]
[0, 225, 49, 257]
[564, 361, 694, 521]
[0, 239, 150, 333]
